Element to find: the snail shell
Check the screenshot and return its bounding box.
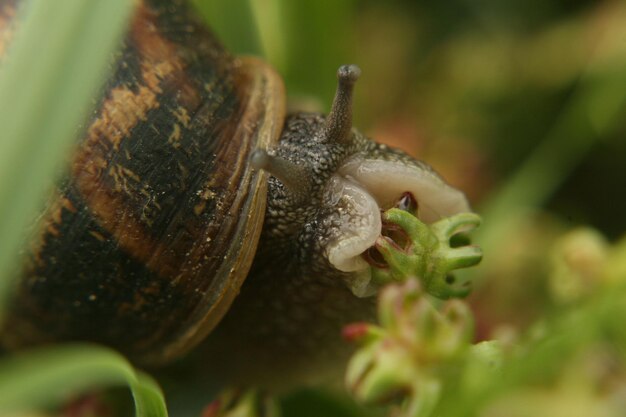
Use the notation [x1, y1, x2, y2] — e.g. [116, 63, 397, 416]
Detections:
[0, 0, 285, 363]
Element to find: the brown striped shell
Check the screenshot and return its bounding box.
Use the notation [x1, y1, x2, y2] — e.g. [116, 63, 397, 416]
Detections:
[0, 0, 285, 363]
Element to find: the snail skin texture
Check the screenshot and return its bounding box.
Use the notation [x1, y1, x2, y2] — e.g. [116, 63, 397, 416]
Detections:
[0, 0, 470, 384]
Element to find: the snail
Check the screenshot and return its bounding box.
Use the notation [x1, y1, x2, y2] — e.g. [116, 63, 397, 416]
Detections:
[0, 0, 470, 381]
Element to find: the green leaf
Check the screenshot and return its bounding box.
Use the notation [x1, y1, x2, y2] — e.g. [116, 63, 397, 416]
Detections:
[0, 0, 135, 305]
[0, 344, 168, 416]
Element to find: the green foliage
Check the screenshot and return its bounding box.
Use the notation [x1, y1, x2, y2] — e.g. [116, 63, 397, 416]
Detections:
[371, 209, 482, 298]
[346, 279, 475, 417]
[0, 345, 167, 416]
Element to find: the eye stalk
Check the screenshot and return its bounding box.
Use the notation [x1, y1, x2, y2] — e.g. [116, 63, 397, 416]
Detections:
[250, 149, 312, 204]
[252, 65, 362, 203]
[324, 64, 361, 144]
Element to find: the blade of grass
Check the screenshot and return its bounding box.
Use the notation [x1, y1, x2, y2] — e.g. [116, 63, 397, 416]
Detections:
[248, 0, 287, 71]
[0, 0, 135, 305]
[0, 344, 167, 416]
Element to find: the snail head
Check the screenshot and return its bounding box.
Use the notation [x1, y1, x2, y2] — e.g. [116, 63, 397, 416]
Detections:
[252, 65, 470, 297]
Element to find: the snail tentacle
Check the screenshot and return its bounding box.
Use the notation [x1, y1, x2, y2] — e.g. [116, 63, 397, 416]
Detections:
[251, 149, 311, 203]
[324, 64, 361, 144]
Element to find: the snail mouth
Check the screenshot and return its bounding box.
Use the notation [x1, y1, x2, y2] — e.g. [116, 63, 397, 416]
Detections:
[324, 155, 470, 297]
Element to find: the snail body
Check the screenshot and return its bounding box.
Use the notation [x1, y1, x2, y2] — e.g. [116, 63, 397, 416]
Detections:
[0, 0, 470, 380]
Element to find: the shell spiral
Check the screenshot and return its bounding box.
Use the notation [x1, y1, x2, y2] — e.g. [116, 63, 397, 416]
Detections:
[0, 0, 285, 363]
